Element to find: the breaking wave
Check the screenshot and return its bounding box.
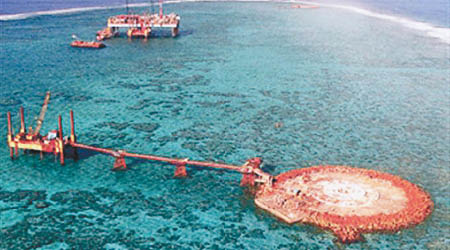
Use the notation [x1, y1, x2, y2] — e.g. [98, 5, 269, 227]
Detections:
[0, 0, 448, 44]
[301, 0, 450, 44]
[0, 3, 149, 21]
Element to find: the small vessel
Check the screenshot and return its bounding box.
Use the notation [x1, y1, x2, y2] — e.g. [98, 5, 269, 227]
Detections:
[127, 27, 152, 38]
[291, 4, 319, 9]
[96, 27, 119, 41]
[70, 40, 106, 49]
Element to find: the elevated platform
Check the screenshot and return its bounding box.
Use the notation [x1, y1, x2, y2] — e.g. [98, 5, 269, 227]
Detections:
[5, 93, 434, 244]
[255, 166, 433, 243]
[107, 14, 180, 28]
[97, 13, 180, 40]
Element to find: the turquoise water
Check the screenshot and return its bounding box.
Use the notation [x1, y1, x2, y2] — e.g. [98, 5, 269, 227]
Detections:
[1, 2, 449, 249]
[320, 0, 450, 28]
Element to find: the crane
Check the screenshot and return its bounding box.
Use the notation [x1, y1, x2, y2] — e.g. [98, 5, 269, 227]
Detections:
[32, 91, 51, 136]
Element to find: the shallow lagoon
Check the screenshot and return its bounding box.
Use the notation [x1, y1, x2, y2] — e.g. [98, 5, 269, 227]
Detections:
[0, 2, 449, 249]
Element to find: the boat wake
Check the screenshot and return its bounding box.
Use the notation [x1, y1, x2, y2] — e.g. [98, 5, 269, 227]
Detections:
[0, 0, 448, 44]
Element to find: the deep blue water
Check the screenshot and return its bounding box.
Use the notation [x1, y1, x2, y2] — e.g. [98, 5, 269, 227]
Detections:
[0, 1, 449, 249]
[1, 0, 449, 28]
[0, 0, 131, 15]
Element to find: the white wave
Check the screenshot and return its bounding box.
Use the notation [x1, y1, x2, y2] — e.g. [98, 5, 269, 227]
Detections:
[0, 0, 269, 21]
[0, 7, 109, 21]
[1, 0, 448, 44]
[295, 0, 450, 44]
[0, 3, 152, 21]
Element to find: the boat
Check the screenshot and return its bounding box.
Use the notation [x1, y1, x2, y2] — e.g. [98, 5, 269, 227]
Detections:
[127, 27, 152, 38]
[96, 27, 119, 41]
[70, 40, 106, 49]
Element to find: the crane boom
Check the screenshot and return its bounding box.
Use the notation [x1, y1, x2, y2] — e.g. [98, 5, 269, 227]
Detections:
[33, 91, 51, 136]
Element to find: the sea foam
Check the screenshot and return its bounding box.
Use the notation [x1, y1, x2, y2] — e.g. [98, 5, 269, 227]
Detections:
[295, 1, 450, 44]
[0, 3, 150, 21]
[0, 0, 448, 44]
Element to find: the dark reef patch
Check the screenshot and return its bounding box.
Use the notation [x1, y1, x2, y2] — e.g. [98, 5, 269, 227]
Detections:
[131, 122, 160, 133]
[95, 122, 129, 131]
[0, 188, 198, 249]
[170, 123, 237, 159]
[83, 131, 133, 149]
[195, 100, 230, 108]
[0, 190, 46, 204]
[0, 97, 21, 106]
[118, 82, 153, 90]
[0, 185, 264, 248]
[182, 74, 210, 86]
[50, 190, 100, 209]
[35, 201, 50, 209]
[94, 98, 120, 104]
[68, 95, 93, 102]
[197, 91, 248, 99]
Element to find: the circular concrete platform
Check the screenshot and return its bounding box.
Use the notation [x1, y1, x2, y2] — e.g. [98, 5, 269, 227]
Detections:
[254, 166, 433, 243]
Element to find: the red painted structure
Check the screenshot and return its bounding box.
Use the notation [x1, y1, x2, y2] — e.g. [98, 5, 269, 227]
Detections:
[71, 40, 106, 49]
[5, 93, 433, 243]
[7, 92, 65, 164]
[6, 93, 268, 185]
[255, 166, 434, 243]
[71, 141, 267, 180]
[96, 0, 180, 40]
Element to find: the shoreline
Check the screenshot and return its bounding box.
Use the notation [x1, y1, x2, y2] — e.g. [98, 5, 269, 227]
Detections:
[1, 0, 449, 44]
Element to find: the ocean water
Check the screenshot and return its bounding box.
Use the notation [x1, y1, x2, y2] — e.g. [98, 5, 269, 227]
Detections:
[320, 0, 450, 28]
[0, 1, 449, 249]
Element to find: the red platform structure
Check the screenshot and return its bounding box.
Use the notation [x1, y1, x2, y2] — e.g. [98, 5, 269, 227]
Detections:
[5, 92, 433, 243]
[96, 0, 180, 40]
[71, 40, 106, 49]
[7, 92, 66, 164]
[255, 166, 433, 243]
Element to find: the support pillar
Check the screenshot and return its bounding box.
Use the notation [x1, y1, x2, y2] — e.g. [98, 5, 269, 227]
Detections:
[127, 28, 133, 38]
[113, 156, 127, 170]
[112, 150, 127, 170]
[7, 112, 13, 160]
[174, 159, 188, 178]
[58, 115, 65, 165]
[159, 0, 163, 18]
[19, 106, 26, 134]
[174, 165, 187, 178]
[70, 110, 78, 160]
[172, 27, 178, 37]
[240, 157, 262, 187]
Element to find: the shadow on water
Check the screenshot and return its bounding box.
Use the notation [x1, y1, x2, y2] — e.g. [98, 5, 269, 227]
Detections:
[112, 29, 194, 41]
[124, 157, 232, 177]
[261, 163, 277, 173]
[64, 146, 101, 162]
[149, 29, 194, 38]
[176, 29, 194, 37]
[63, 148, 217, 173]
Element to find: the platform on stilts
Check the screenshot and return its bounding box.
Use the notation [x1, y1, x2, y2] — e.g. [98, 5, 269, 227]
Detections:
[96, 0, 180, 40]
[5, 92, 433, 243]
